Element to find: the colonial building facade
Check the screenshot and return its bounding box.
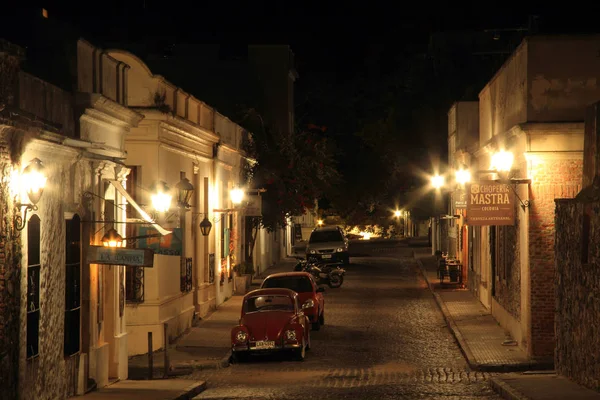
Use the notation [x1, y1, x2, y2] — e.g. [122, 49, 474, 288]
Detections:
[0, 37, 142, 399]
[442, 35, 600, 363]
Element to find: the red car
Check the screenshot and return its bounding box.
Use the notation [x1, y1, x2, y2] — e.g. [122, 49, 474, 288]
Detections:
[231, 288, 311, 362]
[261, 272, 325, 331]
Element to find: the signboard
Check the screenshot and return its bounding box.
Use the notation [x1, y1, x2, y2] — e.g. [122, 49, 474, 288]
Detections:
[88, 246, 154, 267]
[245, 195, 262, 217]
[293, 223, 303, 241]
[454, 189, 467, 209]
[137, 227, 182, 256]
[466, 181, 515, 226]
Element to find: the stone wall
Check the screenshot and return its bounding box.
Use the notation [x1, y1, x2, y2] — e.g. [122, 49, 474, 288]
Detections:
[555, 199, 600, 391]
[529, 158, 582, 357]
[0, 135, 20, 400]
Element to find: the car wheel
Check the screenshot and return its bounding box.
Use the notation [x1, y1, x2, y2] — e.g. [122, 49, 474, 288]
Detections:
[319, 311, 325, 326]
[312, 313, 321, 331]
[294, 337, 306, 361]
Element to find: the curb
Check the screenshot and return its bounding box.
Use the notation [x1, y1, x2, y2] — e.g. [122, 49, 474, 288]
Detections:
[174, 380, 208, 400]
[489, 377, 530, 400]
[414, 253, 554, 373]
[416, 255, 480, 371]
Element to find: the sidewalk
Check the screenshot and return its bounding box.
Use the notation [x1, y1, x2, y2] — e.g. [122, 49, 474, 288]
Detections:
[83, 379, 206, 400]
[128, 258, 297, 379]
[413, 245, 600, 400]
[414, 248, 549, 372]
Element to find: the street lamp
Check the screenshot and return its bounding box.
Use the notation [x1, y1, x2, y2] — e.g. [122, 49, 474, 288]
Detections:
[230, 187, 244, 205]
[490, 150, 514, 174]
[455, 168, 471, 185]
[317, 219, 324, 226]
[102, 228, 123, 247]
[14, 158, 47, 231]
[151, 181, 172, 213]
[431, 174, 445, 189]
[394, 210, 401, 218]
[199, 216, 212, 236]
[175, 173, 194, 209]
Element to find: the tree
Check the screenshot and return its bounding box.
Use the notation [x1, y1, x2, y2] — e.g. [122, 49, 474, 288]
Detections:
[239, 109, 340, 259]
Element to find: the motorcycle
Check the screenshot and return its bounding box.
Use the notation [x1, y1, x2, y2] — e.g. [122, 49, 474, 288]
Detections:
[294, 258, 346, 288]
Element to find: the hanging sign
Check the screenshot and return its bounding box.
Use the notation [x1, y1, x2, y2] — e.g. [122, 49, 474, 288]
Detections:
[244, 195, 262, 217]
[88, 246, 154, 267]
[466, 180, 515, 226]
[137, 227, 182, 256]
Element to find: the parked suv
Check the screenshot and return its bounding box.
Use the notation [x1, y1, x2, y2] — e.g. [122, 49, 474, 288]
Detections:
[306, 226, 349, 265]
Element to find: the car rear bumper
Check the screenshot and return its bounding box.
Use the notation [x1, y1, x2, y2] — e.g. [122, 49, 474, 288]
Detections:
[232, 343, 302, 352]
[307, 252, 347, 262]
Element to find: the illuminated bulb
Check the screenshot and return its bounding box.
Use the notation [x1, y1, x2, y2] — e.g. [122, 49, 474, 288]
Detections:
[431, 175, 444, 189]
[455, 169, 471, 185]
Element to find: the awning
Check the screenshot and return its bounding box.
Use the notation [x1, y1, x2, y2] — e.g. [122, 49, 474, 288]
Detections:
[108, 179, 172, 236]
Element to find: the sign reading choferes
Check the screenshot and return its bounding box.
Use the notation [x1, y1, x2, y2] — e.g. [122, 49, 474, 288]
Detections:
[466, 181, 515, 226]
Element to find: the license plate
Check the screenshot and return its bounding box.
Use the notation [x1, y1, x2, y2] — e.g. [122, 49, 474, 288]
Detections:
[322, 254, 332, 259]
[255, 340, 275, 349]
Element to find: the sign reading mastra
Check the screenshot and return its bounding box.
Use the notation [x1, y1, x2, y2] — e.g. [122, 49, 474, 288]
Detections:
[466, 181, 515, 226]
[88, 246, 155, 267]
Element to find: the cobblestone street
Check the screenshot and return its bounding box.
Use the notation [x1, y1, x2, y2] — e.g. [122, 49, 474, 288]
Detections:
[184, 242, 502, 399]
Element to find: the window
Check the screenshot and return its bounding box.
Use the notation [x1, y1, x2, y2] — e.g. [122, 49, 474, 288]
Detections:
[262, 277, 313, 293]
[125, 166, 144, 302]
[27, 215, 41, 359]
[64, 215, 81, 356]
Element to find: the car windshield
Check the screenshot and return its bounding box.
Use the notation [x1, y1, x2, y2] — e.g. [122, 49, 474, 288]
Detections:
[244, 295, 294, 313]
[262, 277, 313, 293]
[309, 230, 343, 243]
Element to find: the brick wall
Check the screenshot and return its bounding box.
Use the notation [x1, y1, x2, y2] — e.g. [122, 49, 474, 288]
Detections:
[529, 158, 582, 357]
[0, 137, 20, 400]
[555, 199, 600, 391]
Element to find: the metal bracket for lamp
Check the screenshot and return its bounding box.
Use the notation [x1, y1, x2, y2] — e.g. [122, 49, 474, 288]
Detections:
[14, 203, 38, 231]
[496, 178, 532, 210]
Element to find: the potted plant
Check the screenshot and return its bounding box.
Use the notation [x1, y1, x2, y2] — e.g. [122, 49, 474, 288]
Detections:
[233, 262, 255, 294]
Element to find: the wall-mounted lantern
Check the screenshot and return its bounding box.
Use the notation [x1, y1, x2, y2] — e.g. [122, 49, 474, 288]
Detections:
[199, 216, 212, 236]
[151, 181, 172, 213]
[175, 172, 194, 209]
[230, 187, 244, 205]
[14, 158, 47, 231]
[102, 228, 123, 247]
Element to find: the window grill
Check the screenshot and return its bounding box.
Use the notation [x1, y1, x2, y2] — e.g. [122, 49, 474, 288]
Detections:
[180, 257, 193, 293]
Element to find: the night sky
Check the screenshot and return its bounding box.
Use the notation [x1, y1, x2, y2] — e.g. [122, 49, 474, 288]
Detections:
[3, 2, 599, 218]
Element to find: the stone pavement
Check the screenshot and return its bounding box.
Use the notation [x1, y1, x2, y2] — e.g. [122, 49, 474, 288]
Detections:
[83, 379, 205, 400]
[128, 258, 297, 379]
[412, 242, 600, 400]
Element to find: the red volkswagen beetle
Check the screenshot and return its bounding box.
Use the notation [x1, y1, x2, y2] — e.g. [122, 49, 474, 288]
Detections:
[231, 288, 311, 362]
[261, 272, 325, 331]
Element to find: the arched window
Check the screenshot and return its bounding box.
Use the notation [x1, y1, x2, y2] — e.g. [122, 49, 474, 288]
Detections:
[64, 214, 81, 356]
[27, 214, 41, 359]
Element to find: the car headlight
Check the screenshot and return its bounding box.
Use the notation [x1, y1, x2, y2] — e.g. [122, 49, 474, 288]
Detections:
[285, 329, 297, 341]
[336, 247, 344, 252]
[302, 299, 315, 309]
[309, 249, 316, 254]
[236, 331, 248, 342]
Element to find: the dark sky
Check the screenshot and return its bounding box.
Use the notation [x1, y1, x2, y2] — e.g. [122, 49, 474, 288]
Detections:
[3, 2, 599, 213]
